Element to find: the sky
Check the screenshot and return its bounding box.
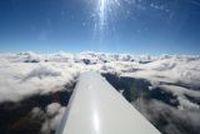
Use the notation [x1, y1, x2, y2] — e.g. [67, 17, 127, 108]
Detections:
[0, 0, 200, 54]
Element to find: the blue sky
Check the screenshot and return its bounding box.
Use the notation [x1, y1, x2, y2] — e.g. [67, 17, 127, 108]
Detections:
[0, 0, 200, 54]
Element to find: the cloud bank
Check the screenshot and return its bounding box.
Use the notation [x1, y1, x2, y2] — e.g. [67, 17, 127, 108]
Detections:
[0, 52, 200, 134]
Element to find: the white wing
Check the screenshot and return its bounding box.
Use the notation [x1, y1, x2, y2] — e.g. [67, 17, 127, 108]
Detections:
[56, 72, 160, 134]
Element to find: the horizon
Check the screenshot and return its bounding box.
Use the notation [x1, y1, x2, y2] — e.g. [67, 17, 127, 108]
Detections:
[1, 50, 200, 57]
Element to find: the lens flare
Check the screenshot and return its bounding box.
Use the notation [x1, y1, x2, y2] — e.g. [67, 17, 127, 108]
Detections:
[95, 0, 121, 32]
[98, 0, 107, 30]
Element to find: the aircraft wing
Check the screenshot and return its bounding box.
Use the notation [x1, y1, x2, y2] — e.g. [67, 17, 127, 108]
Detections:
[56, 72, 160, 134]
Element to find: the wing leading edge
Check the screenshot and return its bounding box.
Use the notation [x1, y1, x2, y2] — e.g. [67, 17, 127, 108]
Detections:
[56, 72, 160, 134]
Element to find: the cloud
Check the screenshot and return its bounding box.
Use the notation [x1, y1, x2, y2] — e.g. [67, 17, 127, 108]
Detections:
[31, 107, 46, 121]
[157, 85, 200, 110]
[122, 55, 200, 88]
[133, 99, 200, 134]
[24, 66, 61, 80]
[0, 54, 80, 102]
[41, 103, 66, 134]
[46, 103, 62, 117]
[50, 107, 66, 130]
[0, 52, 200, 134]
[0, 52, 200, 103]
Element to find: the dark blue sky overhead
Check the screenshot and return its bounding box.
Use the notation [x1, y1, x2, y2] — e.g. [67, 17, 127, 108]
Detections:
[0, 0, 200, 54]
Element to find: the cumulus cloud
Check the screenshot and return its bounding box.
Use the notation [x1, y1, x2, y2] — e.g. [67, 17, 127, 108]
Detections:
[0, 52, 200, 103]
[0, 52, 200, 134]
[133, 99, 200, 134]
[41, 103, 66, 134]
[46, 103, 62, 117]
[122, 55, 200, 88]
[0, 56, 79, 102]
[157, 85, 200, 110]
[50, 107, 66, 130]
[31, 107, 46, 120]
[24, 66, 61, 80]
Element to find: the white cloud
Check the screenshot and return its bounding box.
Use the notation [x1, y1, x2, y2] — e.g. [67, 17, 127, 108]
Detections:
[46, 103, 62, 117]
[24, 65, 61, 80]
[133, 99, 200, 134]
[41, 103, 66, 133]
[0, 52, 200, 103]
[50, 107, 66, 130]
[123, 55, 200, 88]
[0, 56, 79, 102]
[1, 52, 200, 134]
[157, 85, 200, 110]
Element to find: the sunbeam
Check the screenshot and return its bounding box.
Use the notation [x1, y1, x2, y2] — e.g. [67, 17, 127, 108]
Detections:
[95, 0, 121, 32]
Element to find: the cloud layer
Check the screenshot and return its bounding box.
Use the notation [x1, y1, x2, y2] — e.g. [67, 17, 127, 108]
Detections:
[0, 52, 200, 134]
